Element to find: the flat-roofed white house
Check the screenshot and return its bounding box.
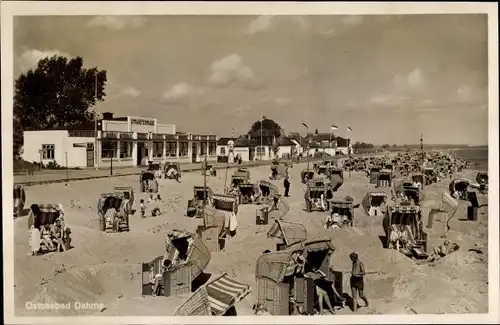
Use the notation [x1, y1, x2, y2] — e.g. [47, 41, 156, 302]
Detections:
[22, 112, 218, 168]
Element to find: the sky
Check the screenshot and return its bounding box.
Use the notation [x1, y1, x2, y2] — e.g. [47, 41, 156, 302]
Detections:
[13, 14, 489, 145]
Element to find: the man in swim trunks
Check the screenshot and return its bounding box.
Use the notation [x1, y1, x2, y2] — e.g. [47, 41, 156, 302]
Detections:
[350, 252, 369, 312]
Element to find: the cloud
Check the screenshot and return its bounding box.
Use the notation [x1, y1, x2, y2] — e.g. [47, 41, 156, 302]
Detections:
[246, 16, 273, 34]
[87, 16, 146, 30]
[17, 48, 71, 73]
[209, 54, 257, 88]
[457, 85, 474, 101]
[341, 15, 364, 26]
[393, 68, 425, 91]
[162, 82, 200, 102]
[367, 94, 410, 108]
[245, 16, 309, 35]
[117, 87, 141, 98]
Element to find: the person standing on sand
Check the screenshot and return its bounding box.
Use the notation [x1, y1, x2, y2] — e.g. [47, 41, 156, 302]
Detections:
[350, 252, 369, 311]
[284, 176, 290, 197]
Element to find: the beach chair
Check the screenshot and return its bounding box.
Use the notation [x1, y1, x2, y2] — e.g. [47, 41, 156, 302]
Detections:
[173, 272, 251, 316]
[301, 170, 315, 184]
[97, 193, 131, 233]
[28, 204, 72, 254]
[362, 191, 387, 216]
[186, 186, 213, 218]
[140, 171, 159, 193]
[164, 162, 181, 181]
[383, 204, 428, 258]
[267, 220, 307, 251]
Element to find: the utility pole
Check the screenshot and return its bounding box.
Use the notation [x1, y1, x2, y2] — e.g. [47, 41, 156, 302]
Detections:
[65, 151, 69, 182]
[94, 72, 99, 170]
[202, 154, 208, 216]
[110, 148, 113, 176]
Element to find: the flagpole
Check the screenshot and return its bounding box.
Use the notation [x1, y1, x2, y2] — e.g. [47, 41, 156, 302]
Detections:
[260, 113, 263, 159]
[348, 126, 352, 178]
[301, 123, 309, 171]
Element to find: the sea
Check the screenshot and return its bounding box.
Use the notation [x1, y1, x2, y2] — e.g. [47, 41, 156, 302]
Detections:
[454, 146, 488, 171]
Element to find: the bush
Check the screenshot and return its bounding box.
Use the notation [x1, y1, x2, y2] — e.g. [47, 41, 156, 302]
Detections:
[42, 160, 83, 170]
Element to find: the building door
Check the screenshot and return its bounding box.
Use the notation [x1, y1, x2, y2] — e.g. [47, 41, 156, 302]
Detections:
[86, 143, 94, 167]
[137, 142, 145, 166]
[191, 143, 197, 163]
[249, 147, 255, 161]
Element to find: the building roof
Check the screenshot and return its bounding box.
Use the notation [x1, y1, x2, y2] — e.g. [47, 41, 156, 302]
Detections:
[288, 132, 307, 144]
[217, 137, 237, 145]
[234, 136, 256, 148]
[276, 137, 295, 146]
[336, 136, 350, 147]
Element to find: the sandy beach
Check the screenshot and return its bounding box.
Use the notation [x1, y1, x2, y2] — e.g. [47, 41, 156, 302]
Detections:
[13, 160, 489, 316]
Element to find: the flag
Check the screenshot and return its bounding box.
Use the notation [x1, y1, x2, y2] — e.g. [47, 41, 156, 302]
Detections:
[331, 125, 338, 131]
[301, 123, 309, 129]
[347, 126, 352, 132]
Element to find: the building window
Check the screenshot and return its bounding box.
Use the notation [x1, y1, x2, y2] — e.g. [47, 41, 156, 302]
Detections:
[256, 146, 265, 157]
[220, 147, 226, 156]
[179, 142, 188, 157]
[102, 139, 118, 158]
[209, 142, 217, 156]
[120, 141, 132, 159]
[153, 141, 164, 158]
[69, 130, 95, 138]
[42, 144, 55, 160]
[200, 142, 207, 156]
[166, 142, 177, 157]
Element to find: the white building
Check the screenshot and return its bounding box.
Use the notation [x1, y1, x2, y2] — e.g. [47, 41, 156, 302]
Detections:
[22, 113, 218, 168]
[215, 135, 296, 162]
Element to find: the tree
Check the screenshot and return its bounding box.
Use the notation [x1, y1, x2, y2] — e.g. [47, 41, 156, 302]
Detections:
[247, 116, 282, 139]
[314, 128, 319, 135]
[13, 55, 107, 156]
[382, 144, 390, 150]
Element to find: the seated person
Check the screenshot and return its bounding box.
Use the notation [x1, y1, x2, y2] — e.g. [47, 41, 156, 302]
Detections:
[150, 259, 172, 297]
[324, 214, 333, 229]
[151, 207, 161, 217]
[340, 215, 350, 226]
[319, 193, 326, 211]
[40, 225, 55, 251]
[428, 240, 459, 262]
[50, 218, 64, 250]
[105, 206, 118, 230]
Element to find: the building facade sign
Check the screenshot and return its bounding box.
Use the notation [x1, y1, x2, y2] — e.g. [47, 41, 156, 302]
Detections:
[131, 118, 155, 126]
[102, 131, 119, 139]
